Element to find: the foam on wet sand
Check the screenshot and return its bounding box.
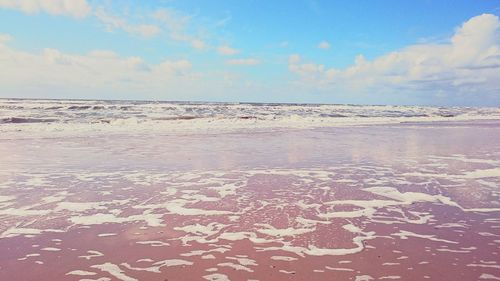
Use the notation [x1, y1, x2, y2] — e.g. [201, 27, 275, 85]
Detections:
[0, 119, 499, 281]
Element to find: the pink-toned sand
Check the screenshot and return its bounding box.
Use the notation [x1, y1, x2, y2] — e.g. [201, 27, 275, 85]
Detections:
[0, 122, 499, 281]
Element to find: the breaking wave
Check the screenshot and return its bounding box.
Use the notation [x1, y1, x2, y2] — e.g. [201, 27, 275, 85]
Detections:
[1, 99, 499, 137]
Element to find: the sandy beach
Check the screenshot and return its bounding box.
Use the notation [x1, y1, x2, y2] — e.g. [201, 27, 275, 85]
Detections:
[1, 120, 499, 281]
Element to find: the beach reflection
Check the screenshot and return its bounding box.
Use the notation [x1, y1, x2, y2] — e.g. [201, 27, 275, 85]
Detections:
[0, 123, 499, 281]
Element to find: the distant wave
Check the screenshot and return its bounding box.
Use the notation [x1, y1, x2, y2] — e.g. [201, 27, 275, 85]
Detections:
[152, 116, 201, 121]
[0, 117, 59, 124]
[0, 99, 499, 137]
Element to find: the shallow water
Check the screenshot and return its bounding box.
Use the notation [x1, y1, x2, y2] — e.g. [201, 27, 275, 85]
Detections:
[0, 121, 499, 280]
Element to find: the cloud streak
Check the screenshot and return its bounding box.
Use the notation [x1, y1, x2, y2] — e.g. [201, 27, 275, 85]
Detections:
[153, 8, 208, 50]
[318, 41, 330, 49]
[94, 7, 161, 38]
[226, 58, 260, 66]
[218, 45, 239, 56]
[0, 0, 91, 18]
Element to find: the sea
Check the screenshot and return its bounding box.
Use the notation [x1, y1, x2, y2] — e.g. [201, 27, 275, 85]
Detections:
[1, 98, 500, 138]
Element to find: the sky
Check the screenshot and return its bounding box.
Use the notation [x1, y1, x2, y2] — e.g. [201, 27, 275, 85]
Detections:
[0, 0, 499, 106]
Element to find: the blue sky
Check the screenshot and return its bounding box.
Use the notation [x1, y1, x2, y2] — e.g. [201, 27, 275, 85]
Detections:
[0, 0, 499, 105]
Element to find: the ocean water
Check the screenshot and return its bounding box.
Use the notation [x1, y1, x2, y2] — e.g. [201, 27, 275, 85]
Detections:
[1, 99, 500, 137]
[1, 99, 500, 280]
[1, 120, 499, 280]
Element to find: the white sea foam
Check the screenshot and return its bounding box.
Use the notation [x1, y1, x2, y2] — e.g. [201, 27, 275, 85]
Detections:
[392, 230, 458, 244]
[0, 227, 64, 238]
[1, 163, 498, 280]
[270, 256, 298, 261]
[97, 233, 117, 237]
[79, 250, 104, 260]
[255, 223, 315, 237]
[91, 263, 137, 281]
[17, 253, 40, 261]
[480, 273, 500, 280]
[69, 212, 164, 227]
[2, 99, 500, 139]
[41, 247, 61, 251]
[355, 275, 374, 281]
[203, 273, 230, 281]
[226, 256, 257, 266]
[0, 195, 15, 202]
[66, 270, 97, 276]
[121, 259, 192, 273]
[467, 263, 500, 269]
[135, 240, 169, 247]
[325, 266, 354, 271]
[217, 262, 253, 272]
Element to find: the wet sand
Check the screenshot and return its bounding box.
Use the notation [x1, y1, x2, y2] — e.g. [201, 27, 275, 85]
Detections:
[0, 121, 499, 281]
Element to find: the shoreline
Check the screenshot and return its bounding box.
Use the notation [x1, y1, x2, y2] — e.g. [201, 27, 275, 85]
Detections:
[2, 117, 500, 141]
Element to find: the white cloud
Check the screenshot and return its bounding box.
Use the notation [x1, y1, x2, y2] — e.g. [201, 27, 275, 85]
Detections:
[0, 35, 195, 99]
[217, 45, 239, 56]
[288, 54, 325, 79]
[94, 7, 161, 38]
[226, 58, 260, 66]
[214, 13, 232, 28]
[290, 14, 500, 99]
[0, 2, 214, 49]
[288, 57, 324, 78]
[152, 8, 191, 32]
[191, 39, 207, 50]
[0, 33, 13, 43]
[133, 24, 162, 38]
[0, 1, 161, 38]
[288, 54, 301, 64]
[0, 34, 268, 101]
[0, 0, 91, 18]
[153, 8, 207, 50]
[318, 41, 331, 49]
